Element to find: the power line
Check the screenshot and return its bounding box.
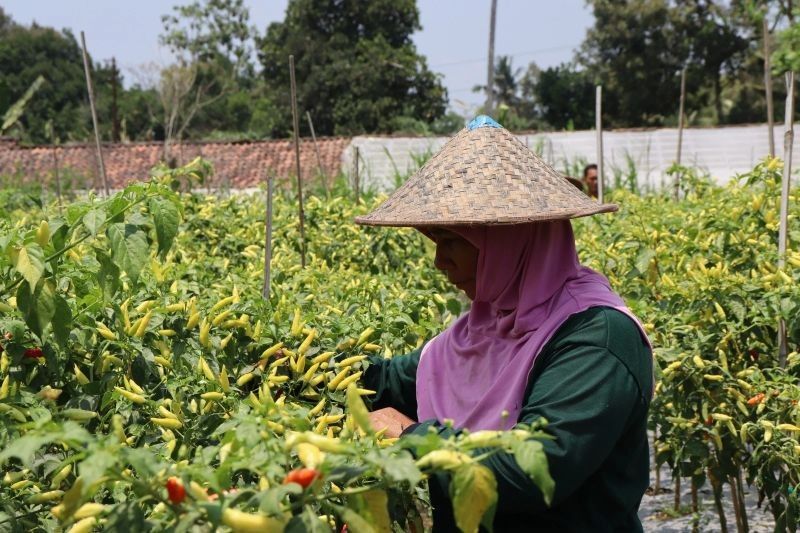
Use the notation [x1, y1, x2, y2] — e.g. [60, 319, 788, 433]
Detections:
[430, 44, 577, 69]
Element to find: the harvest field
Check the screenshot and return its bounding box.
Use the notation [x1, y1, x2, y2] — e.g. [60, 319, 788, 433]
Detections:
[0, 158, 798, 532]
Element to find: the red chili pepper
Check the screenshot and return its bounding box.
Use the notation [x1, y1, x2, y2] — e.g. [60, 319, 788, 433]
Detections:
[282, 468, 321, 489]
[705, 416, 713, 426]
[24, 347, 43, 359]
[746, 393, 765, 406]
[166, 477, 186, 504]
[748, 348, 759, 361]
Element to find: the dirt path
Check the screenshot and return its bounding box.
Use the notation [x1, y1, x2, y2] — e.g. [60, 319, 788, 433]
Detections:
[639, 462, 776, 532]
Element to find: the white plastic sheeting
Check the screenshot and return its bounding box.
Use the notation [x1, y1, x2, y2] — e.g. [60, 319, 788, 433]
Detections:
[342, 123, 799, 192]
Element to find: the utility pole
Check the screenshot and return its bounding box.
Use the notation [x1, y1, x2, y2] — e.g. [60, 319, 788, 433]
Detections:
[485, 0, 498, 116]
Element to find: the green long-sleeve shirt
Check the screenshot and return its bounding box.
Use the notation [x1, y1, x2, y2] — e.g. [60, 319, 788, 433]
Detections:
[363, 306, 653, 532]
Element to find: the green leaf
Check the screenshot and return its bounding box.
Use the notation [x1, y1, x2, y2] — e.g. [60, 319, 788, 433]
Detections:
[96, 251, 121, 300]
[107, 223, 149, 284]
[16, 280, 56, 338]
[332, 504, 376, 533]
[149, 197, 180, 255]
[450, 463, 498, 533]
[0, 433, 54, 466]
[349, 489, 392, 533]
[13, 243, 45, 291]
[285, 507, 330, 533]
[375, 452, 422, 486]
[83, 209, 106, 236]
[52, 294, 72, 346]
[78, 449, 117, 489]
[512, 440, 555, 506]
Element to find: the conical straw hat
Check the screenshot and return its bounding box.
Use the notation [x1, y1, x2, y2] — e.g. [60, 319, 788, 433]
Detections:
[355, 116, 617, 227]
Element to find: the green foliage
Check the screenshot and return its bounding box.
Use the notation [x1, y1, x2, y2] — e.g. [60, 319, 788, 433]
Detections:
[578, 0, 767, 127]
[575, 156, 800, 529]
[772, 11, 800, 73]
[0, 15, 87, 144]
[257, 0, 447, 137]
[0, 159, 553, 531]
[532, 63, 595, 130]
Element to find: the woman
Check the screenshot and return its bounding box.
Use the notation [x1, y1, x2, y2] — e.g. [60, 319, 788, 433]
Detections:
[356, 117, 653, 532]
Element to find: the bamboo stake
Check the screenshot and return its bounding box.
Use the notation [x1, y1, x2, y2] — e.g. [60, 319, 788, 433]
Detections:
[764, 18, 775, 157]
[674, 67, 687, 201]
[289, 54, 306, 269]
[354, 146, 360, 205]
[51, 147, 63, 215]
[653, 431, 661, 494]
[596, 85, 605, 203]
[485, 0, 498, 116]
[80, 31, 109, 197]
[691, 480, 699, 533]
[262, 171, 274, 300]
[305, 111, 327, 192]
[778, 72, 794, 367]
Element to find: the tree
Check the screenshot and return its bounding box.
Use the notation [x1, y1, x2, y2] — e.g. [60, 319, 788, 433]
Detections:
[0, 9, 88, 143]
[160, 0, 256, 79]
[578, 0, 768, 127]
[257, 0, 447, 137]
[533, 64, 595, 130]
[159, 0, 278, 140]
[473, 55, 523, 109]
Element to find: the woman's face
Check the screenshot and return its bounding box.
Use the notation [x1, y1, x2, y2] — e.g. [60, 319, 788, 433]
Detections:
[425, 228, 479, 300]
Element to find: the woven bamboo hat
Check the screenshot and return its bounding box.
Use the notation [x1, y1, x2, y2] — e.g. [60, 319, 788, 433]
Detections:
[355, 116, 617, 227]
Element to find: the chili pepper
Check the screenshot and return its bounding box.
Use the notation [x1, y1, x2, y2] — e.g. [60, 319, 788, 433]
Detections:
[747, 393, 765, 406]
[165, 477, 186, 504]
[282, 468, 320, 488]
[221, 508, 284, 533]
[24, 347, 44, 359]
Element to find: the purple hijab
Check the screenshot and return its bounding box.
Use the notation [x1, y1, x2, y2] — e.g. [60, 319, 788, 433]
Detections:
[416, 220, 650, 431]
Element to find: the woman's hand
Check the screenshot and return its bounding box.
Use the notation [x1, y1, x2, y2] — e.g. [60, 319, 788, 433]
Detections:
[368, 407, 415, 438]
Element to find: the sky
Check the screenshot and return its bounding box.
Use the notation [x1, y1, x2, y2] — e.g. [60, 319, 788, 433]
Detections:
[1, 1, 594, 116]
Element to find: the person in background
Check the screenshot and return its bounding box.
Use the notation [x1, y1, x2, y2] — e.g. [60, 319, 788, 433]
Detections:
[582, 164, 598, 198]
[565, 176, 585, 192]
[355, 116, 653, 532]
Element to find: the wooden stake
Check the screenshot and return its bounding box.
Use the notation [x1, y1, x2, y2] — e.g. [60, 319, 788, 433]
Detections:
[674, 476, 681, 512]
[674, 67, 687, 201]
[80, 31, 109, 197]
[262, 171, 274, 300]
[777, 71, 794, 367]
[596, 85, 605, 203]
[305, 111, 327, 192]
[764, 18, 775, 157]
[485, 0, 498, 116]
[354, 146, 360, 205]
[289, 54, 306, 269]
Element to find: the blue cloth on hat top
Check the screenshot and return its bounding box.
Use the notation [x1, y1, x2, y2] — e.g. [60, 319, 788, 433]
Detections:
[467, 115, 502, 130]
